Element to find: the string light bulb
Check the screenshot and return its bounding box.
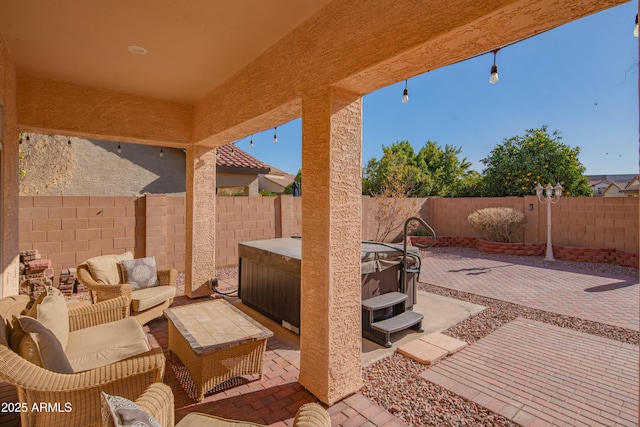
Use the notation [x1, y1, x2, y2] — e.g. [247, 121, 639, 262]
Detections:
[68, 138, 72, 145]
[634, 14, 638, 37]
[117, 143, 122, 154]
[159, 148, 164, 157]
[249, 135, 254, 149]
[273, 127, 277, 144]
[231, 144, 235, 155]
[489, 49, 499, 84]
[402, 80, 409, 104]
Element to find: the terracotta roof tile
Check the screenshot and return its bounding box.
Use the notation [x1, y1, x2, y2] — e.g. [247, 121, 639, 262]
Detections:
[216, 144, 270, 172]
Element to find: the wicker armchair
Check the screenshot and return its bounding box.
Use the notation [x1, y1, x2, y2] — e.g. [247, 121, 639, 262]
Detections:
[0, 295, 165, 427]
[77, 259, 178, 325]
[102, 382, 332, 427]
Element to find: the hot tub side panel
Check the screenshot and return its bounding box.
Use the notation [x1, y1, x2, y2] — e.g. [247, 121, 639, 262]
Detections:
[238, 243, 301, 330]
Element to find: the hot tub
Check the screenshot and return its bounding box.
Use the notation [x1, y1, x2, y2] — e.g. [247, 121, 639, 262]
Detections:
[238, 237, 419, 334]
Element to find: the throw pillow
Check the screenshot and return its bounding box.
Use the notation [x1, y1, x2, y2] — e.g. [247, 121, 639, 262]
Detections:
[101, 392, 161, 427]
[120, 257, 159, 290]
[32, 286, 70, 349]
[87, 252, 134, 284]
[17, 315, 74, 374]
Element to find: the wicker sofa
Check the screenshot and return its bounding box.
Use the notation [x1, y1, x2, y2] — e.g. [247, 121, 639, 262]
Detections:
[77, 252, 178, 325]
[0, 293, 165, 427]
[102, 382, 332, 427]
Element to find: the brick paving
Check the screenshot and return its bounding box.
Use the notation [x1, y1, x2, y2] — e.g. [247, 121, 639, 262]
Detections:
[422, 318, 639, 427]
[421, 250, 639, 330]
[151, 294, 406, 427]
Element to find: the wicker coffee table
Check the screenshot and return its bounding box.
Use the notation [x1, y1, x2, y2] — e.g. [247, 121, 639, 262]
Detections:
[165, 298, 273, 401]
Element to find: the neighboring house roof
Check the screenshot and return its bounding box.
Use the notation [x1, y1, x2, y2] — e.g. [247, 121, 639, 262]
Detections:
[216, 144, 270, 174]
[602, 175, 639, 197]
[587, 174, 638, 183]
[620, 176, 639, 194]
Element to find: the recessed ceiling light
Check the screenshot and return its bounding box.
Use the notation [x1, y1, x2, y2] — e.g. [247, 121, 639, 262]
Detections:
[127, 45, 148, 55]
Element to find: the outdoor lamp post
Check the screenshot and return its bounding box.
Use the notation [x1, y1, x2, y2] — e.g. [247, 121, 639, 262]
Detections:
[535, 182, 563, 261]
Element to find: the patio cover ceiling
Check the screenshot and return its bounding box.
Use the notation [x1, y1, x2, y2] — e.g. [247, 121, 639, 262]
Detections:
[0, 0, 628, 148]
[0, 0, 332, 104]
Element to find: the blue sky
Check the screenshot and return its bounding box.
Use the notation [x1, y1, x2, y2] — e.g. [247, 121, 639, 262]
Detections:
[234, 2, 638, 177]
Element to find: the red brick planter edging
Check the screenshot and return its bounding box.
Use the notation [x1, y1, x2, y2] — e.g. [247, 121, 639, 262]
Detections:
[476, 240, 545, 257]
[415, 236, 639, 269]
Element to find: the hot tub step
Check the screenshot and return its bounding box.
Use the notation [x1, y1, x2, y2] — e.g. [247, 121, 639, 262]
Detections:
[364, 310, 424, 347]
[362, 292, 408, 310]
[371, 311, 424, 335]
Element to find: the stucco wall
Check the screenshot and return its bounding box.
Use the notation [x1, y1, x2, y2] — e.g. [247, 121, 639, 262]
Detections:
[0, 33, 19, 296]
[19, 135, 186, 196]
[217, 171, 259, 196]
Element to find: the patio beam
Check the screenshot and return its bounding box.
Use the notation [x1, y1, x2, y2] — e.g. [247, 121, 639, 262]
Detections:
[299, 86, 363, 404]
[16, 74, 193, 148]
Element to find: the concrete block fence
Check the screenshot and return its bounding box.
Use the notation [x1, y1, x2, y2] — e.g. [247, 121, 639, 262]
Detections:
[19, 195, 638, 281]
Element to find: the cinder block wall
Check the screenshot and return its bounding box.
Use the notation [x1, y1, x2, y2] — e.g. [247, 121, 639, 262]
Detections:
[19, 196, 143, 276]
[215, 196, 277, 267]
[427, 196, 638, 253]
[361, 196, 430, 241]
[19, 195, 639, 275]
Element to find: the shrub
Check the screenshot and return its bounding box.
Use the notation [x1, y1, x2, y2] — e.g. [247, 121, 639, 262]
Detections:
[467, 207, 526, 243]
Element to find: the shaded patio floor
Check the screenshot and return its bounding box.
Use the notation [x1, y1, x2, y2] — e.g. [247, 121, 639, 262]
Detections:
[150, 292, 407, 426]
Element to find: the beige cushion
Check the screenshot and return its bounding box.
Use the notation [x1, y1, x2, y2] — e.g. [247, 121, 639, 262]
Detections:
[101, 392, 161, 427]
[33, 286, 70, 349]
[65, 316, 150, 373]
[87, 252, 134, 285]
[131, 286, 176, 312]
[120, 257, 159, 290]
[18, 315, 74, 374]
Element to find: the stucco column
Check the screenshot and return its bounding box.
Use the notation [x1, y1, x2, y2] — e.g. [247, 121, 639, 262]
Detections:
[184, 146, 215, 298]
[298, 87, 363, 404]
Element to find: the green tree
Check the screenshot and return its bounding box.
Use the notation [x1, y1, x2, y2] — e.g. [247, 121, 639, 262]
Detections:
[480, 126, 592, 197]
[362, 140, 477, 197]
[283, 168, 302, 194]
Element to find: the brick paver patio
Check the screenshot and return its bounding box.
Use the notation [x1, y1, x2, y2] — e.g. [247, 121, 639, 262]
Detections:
[422, 318, 639, 427]
[421, 250, 639, 330]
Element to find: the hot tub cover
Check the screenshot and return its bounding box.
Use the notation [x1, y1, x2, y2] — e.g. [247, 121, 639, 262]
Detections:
[239, 237, 419, 275]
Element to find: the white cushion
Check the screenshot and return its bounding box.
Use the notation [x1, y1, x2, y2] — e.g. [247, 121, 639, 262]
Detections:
[131, 286, 176, 312]
[65, 317, 150, 373]
[101, 392, 161, 427]
[120, 257, 159, 290]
